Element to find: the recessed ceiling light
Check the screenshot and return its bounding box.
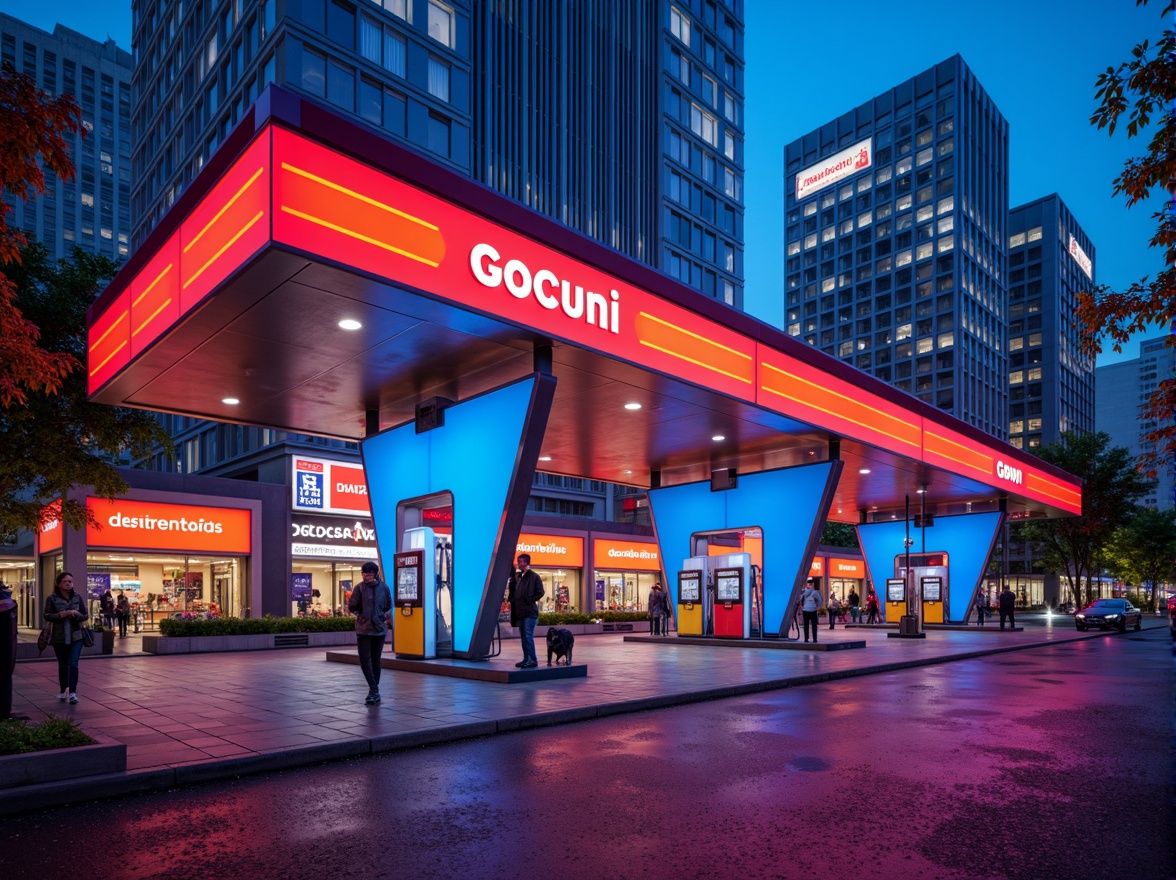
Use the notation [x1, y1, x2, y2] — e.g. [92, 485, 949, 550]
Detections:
[338, 319, 362, 331]
[712, 434, 725, 442]
[623, 402, 642, 411]
[623, 470, 632, 475]
[222, 397, 240, 405]
[916, 488, 926, 494]
[538, 455, 552, 462]
[859, 468, 871, 474]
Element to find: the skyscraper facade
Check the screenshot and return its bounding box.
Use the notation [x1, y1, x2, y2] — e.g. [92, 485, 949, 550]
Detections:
[783, 55, 1009, 438]
[0, 15, 133, 263]
[1096, 336, 1176, 512]
[1005, 194, 1096, 451]
[129, 0, 743, 525]
[131, 0, 743, 306]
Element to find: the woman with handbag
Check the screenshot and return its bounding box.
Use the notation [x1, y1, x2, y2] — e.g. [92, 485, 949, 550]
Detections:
[43, 571, 87, 704]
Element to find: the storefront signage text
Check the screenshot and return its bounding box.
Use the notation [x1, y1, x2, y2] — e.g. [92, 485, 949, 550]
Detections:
[516, 533, 584, 567]
[86, 498, 251, 554]
[292, 456, 371, 515]
[1068, 234, 1093, 280]
[593, 539, 660, 571]
[291, 513, 378, 559]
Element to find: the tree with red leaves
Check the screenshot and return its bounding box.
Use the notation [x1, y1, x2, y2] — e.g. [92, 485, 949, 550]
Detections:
[0, 62, 80, 407]
[1077, 0, 1176, 477]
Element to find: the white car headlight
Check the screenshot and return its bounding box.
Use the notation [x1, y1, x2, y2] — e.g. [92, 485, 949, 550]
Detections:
[1076, 614, 1085, 619]
[1105, 614, 1120, 619]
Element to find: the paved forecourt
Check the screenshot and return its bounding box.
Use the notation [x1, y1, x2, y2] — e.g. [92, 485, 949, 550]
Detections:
[5, 618, 1167, 815]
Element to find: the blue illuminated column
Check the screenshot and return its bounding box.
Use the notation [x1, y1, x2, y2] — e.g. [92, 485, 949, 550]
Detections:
[856, 511, 1005, 623]
[361, 374, 556, 659]
[647, 461, 842, 636]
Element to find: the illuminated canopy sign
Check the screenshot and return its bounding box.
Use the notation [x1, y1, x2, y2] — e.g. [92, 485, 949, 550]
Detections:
[1068, 234, 1093, 280]
[795, 139, 872, 200]
[86, 120, 1081, 517]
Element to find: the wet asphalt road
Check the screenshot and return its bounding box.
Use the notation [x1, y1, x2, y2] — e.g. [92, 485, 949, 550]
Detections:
[1, 630, 1171, 880]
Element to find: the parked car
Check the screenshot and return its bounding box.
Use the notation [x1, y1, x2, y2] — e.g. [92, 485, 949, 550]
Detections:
[1074, 599, 1142, 633]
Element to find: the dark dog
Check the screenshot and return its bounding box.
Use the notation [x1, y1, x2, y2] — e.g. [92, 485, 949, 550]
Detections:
[546, 628, 575, 666]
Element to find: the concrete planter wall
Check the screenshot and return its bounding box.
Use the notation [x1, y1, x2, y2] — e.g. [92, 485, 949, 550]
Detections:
[0, 734, 126, 790]
[142, 631, 357, 655]
[498, 622, 639, 638]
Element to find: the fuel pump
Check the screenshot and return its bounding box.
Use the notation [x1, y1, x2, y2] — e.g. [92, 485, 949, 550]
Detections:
[395, 527, 437, 659]
[710, 552, 752, 639]
[676, 564, 706, 636]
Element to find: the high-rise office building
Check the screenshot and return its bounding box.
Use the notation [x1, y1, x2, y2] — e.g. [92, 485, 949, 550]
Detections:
[783, 55, 1009, 438]
[131, 0, 743, 306]
[0, 15, 133, 263]
[1096, 336, 1176, 512]
[130, 0, 743, 525]
[1005, 194, 1096, 451]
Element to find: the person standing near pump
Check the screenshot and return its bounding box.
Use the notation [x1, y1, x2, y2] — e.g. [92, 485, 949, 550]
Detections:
[975, 589, 988, 626]
[508, 553, 544, 667]
[998, 584, 1017, 630]
[44, 572, 86, 704]
[348, 561, 392, 704]
[648, 582, 671, 636]
[800, 578, 822, 643]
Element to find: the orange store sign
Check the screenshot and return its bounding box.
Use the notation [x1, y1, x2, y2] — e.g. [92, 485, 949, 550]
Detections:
[516, 533, 584, 568]
[594, 539, 661, 571]
[87, 498, 251, 554]
[829, 558, 864, 578]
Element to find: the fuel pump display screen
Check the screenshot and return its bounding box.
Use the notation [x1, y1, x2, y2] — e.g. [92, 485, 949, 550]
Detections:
[715, 568, 742, 603]
[921, 577, 942, 601]
[394, 550, 424, 606]
[678, 571, 701, 603]
[886, 578, 906, 602]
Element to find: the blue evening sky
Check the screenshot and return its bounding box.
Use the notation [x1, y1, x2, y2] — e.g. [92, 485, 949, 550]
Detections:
[6, 0, 1168, 364]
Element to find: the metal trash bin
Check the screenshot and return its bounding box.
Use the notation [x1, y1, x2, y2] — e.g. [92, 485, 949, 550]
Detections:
[899, 615, 920, 636]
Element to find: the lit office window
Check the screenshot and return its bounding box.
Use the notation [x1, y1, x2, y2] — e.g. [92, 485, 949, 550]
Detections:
[937, 331, 953, 349]
[916, 243, 933, 261]
[857, 210, 872, 227]
[937, 236, 953, 253]
[1027, 367, 1042, 381]
[804, 233, 816, 249]
[937, 215, 953, 234]
[670, 7, 691, 46]
[690, 104, 717, 146]
[372, 0, 410, 21]
[787, 241, 800, 256]
[1008, 232, 1026, 248]
[1028, 418, 1042, 432]
[428, 1, 454, 47]
[384, 31, 406, 76]
[916, 147, 933, 167]
[427, 56, 450, 101]
[1029, 332, 1042, 346]
[1009, 420, 1024, 434]
[937, 196, 953, 215]
[1027, 226, 1043, 242]
[1009, 370, 1024, 385]
[897, 156, 912, 176]
[360, 16, 381, 62]
[876, 166, 892, 184]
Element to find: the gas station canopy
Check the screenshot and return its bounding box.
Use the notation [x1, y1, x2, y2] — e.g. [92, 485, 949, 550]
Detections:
[88, 88, 1081, 524]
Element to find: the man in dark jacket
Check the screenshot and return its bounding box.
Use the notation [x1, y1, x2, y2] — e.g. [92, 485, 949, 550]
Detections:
[348, 561, 392, 704]
[998, 584, 1017, 630]
[507, 553, 544, 668]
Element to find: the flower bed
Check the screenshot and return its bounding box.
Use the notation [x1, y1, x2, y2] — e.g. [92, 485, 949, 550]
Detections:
[158, 615, 356, 636]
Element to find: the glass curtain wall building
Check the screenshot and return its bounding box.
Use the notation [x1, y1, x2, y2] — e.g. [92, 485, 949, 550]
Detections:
[783, 55, 1009, 438]
[1004, 195, 1096, 597]
[0, 15, 133, 263]
[129, 0, 744, 522]
[1005, 195, 1095, 451]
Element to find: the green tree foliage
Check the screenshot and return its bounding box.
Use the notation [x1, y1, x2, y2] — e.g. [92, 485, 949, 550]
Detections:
[1103, 507, 1176, 612]
[1077, 0, 1176, 476]
[0, 244, 172, 534]
[820, 521, 859, 549]
[1014, 432, 1153, 607]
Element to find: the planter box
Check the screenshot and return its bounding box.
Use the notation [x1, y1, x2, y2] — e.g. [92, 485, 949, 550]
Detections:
[498, 623, 609, 638]
[16, 633, 112, 662]
[142, 631, 357, 655]
[0, 733, 126, 790]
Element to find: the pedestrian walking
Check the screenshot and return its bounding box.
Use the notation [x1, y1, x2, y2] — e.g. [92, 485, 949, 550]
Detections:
[975, 591, 988, 626]
[827, 592, 842, 629]
[115, 592, 131, 637]
[865, 589, 880, 624]
[848, 587, 861, 623]
[99, 589, 115, 630]
[507, 553, 544, 667]
[43, 572, 87, 704]
[800, 578, 821, 643]
[648, 582, 671, 636]
[999, 584, 1016, 630]
[348, 561, 392, 704]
